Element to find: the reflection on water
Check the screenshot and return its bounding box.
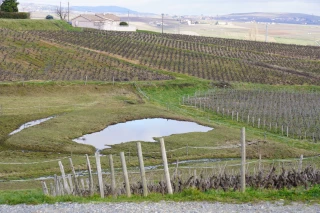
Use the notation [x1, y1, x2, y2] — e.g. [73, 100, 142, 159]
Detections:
[9, 117, 54, 136]
[73, 118, 213, 149]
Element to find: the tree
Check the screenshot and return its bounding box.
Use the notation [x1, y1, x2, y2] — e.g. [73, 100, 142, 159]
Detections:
[0, 0, 19, 12]
[119, 22, 128, 26]
[55, 6, 67, 20]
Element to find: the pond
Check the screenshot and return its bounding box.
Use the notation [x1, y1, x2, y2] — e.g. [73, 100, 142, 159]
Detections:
[9, 116, 54, 136]
[73, 118, 213, 149]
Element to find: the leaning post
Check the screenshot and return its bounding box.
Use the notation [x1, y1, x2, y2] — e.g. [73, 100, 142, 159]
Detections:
[160, 138, 173, 194]
[241, 127, 246, 193]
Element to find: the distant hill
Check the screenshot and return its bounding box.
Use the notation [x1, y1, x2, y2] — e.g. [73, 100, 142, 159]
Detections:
[218, 12, 320, 25]
[19, 3, 154, 15]
[70, 6, 138, 14]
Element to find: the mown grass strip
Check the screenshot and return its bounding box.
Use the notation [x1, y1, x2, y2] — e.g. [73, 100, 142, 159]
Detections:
[1, 186, 320, 205]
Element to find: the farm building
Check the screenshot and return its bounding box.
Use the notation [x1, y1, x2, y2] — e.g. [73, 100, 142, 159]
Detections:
[71, 14, 136, 31]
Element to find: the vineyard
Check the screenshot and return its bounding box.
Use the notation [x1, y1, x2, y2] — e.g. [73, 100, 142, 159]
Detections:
[0, 29, 172, 82]
[184, 89, 320, 141]
[29, 29, 320, 85]
[0, 27, 319, 84]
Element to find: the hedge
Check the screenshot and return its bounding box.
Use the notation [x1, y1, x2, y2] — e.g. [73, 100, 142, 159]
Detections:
[0, 12, 30, 19]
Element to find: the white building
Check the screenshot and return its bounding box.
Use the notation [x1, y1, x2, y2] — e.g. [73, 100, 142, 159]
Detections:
[71, 14, 136, 31]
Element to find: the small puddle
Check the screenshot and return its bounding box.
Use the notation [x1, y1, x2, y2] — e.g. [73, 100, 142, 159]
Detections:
[9, 117, 54, 136]
[74, 118, 213, 149]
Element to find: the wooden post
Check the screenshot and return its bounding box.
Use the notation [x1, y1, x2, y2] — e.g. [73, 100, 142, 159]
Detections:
[258, 153, 262, 172]
[50, 183, 56, 197]
[120, 152, 131, 197]
[299, 155, 303, 173]
[109, 154, 116, 197]
[85, 154, 94, 196]
[58, 161, 71, 194]
[174, 159, 179, 179]
[41, 181, 49, 196]
[137, 142, 148, 197]
[236, 112, 239, 122]
[241, 127, 246, 193]
[80, 179, 85, 191]
[95, 152, 104, 198]
[160, 138, 173, 194]
[69, 158, 79, 195]
[54, 174, 60, 196]
[67, 174, 74, 194]
[58, 176, 64, 195]
[287, 126, 289, 137]
[258, 118, 260, 128]
[186, 144, 189, 156]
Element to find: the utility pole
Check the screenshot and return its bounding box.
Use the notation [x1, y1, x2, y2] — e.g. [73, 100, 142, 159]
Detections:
[162, 13, 164, 34]
[68, 2, 70, 22]
[265, 23, 268, 42]
[128, 11, 130, 25]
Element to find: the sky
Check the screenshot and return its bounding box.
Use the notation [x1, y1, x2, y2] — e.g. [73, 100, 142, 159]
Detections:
[18, 0, 320, 16]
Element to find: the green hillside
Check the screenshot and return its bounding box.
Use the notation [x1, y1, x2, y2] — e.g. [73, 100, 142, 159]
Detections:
[0, 19, 80, 31]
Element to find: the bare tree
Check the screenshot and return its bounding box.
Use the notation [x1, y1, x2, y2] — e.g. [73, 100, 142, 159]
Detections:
[55, 5, 68, 20]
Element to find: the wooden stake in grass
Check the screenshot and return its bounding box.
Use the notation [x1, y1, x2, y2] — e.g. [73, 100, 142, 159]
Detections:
[69, 158, 79, 195]
[58, 161, 71, 194]
[160, 138, 173, 194]
[120, 152, 131, 197]
[95, 152, 104, 198]
[109, 154, 116, 197]
[137, 142, 148, 197]
[241, 127, 246, 193]
[41, 181, 49, 196]
[85, 154, 94, 196]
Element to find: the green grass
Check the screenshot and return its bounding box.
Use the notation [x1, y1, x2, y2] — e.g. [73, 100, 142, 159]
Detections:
[137, 29, 160, 34]
[1, 186, 320, 205]
[0, 19, 81, 31]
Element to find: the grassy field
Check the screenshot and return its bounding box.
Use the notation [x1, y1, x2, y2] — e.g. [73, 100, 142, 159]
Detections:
[0, 19, 80, 31]
[0, 81, 319, 182]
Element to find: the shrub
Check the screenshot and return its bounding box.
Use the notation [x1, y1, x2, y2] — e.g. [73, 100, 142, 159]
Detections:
[119, 21, 128, 26]
[0, 11, 30, 19]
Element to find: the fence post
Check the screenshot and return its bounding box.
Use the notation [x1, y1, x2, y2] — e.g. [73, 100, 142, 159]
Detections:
[69, 158, 79, 195]
[85, 154, 94, 196]
[299, 155, 303, 173]
[137, 142, 148, 197]
[160, 138, 173, 194]
[67, 174, 74, 194]
[95, 152, 104, 198]
[120, 152, 131, 197]
[41, 181, 49, 196]
[58, 161, 71, 194]
[241, 127, 246, 193]
[109, 154, 116, 197]
[54, 174, 60, 196]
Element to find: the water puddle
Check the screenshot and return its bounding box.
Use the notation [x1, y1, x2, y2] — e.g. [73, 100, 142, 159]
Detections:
[9, 116, 54, 136]
[74, 118, 213, 149]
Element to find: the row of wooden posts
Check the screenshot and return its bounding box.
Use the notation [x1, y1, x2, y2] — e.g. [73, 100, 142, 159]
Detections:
[42, 128, 248, 197]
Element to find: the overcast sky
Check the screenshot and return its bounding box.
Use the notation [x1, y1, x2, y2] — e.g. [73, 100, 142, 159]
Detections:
[18, 0, 320, 15]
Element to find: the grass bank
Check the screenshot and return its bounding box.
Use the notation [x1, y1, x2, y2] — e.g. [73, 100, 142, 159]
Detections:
[0, 19, 80, 31]
[0, 186, 320, 205]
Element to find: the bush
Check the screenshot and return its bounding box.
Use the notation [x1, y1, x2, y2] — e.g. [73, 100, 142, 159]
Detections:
[45, 15, 53, 20]
[119, 21, 128, 26]
[0, 11, 30, 19]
